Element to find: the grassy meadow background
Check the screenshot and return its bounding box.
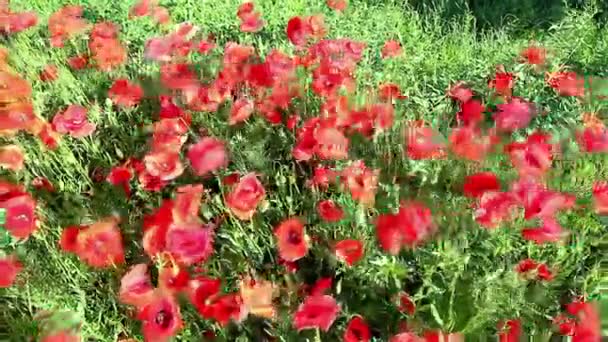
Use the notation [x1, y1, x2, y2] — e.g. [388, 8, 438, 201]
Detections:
[1, 0, 607, 340]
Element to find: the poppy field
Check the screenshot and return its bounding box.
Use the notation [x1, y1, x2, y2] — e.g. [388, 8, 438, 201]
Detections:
[1, 0, 608, 340]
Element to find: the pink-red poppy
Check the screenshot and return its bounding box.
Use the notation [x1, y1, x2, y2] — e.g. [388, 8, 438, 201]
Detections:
[0, 2, 37, 35]
[515, 259, 554, 281]
[489, 71, 514, 96]
[493, 97, 534, 132]
[48, 5, 89, 47]
[107, 165, 133, 197]
[565, 300, 601, 341]
[165, 224, 215, 265]
[0, 144, 24, 171]
[397, 292, 416, 315]
[137, 290, 183, 342]
[143, 150, 184, 181]
[225, 173, 266, 220]
[577, 125, 608, 153]
[274, 217, 309, 262]
[237, 2, 265, 33]
[463, 172, 500, 198]
[498, 319, 521, 342]
[31, 177, 55, 192]
[449, 126, 498, 162]
[67, 55, 89, 70]
[0, 254, 22, 288]
[520, 45, 547, 65]
[70, 218, 125, 268]
[504, 131, 554, 179]
[378, 83, 407, 102]
[344, 316, 371, 342]
[187, 137, 228, 176]
[204, 292, 247, 326]
[0, 192, 37, 239]
[52, 105, 96, 138]
[293, 294, 341, 332]
[317, 200, 344, 222]
[286, 15, 327, 47]
[448, 82, 474, 103]
[119, 263, 154, 307]
[229, 97, 254, 125]
[334, 239, 364, 266]
[108, 79, 143, 108]
[382, 40, 402, 59]
[327, 0, 348, 11]
[405, 124, 447, 160]
[473, 191, 518, 229]
[40, 331, 81, 342]
[592, 181, 608, 214]
[188, 275, 222, 315]
[521, 218, 568, 244]
[39, 64, 58, 82]
[158, 264, 190, 294]
[376, 201, 435, 254]
[341, 160, 379, 207]
[546, 71, 585, 97]
[457, 99, 485, 127]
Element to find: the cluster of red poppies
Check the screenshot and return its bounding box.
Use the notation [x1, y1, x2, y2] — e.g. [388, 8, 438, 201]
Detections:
[0, 0, 605, 340]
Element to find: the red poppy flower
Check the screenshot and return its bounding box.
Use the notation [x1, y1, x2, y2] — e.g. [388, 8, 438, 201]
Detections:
[0, 193, 37, 239]
[286, 15, 327, 47]
[37, 123, 61, 150]
[334, 239, 363, 266]
[546, 71, 585, 97]
[31, 177, 55, 192]
[286, 114, 301, 130]
[59, 226, 82, 253]
[108, 79, 143, 108]
[376, 201, 435, 254]
[0, 254, 22, 288]
[457, 99, 485, 127]
[274, 217, 309, 262]
[137, 290, 183, 342]
[151, 6, 170, 25]
[405, 124, 447, 160]
[229, 97, 254, 125]
[74, 218, 125, 268]
[423, 331, 464, 342]
[159, 264, 190, 294]
[293, 294, 341, 332]
[171, 184, 204, 226]
[498, 319, 521, 342]
[518, 186, 575, 220]
[489, 71, 514, 96]
[314, 126, 350, 160]
[520, 45, 546, 65]
[577, 125, 608, 153]
[308, 165, 337, 189]
[0, 3, 37, 35]
[317, 200, 344, 222]
[119, 263, 154, 307]
[397, 292, 416, 315]
[67, 55, 88, 70]
[341, 160, 379, 207]
[447, 82, 473, 103]
[189, 275, 222, 315]
[143, 150, 184, 181]
[0, 144, 24, 172]
[160, 63, 198, 91]
[592, 181, 608, 214]
[473, 191, 518, 229]
[225, 173, 266, 220]
[165, 224, 215, 265]
[237, 2, 265, 33]
[505, 131, 554, 179]
[378, 83, 407, 102]
[88, 22, 127, 71]
[39, 64, 58, 82]
[382, 40, 402, 59]
[493, 97, 533, 132]
[52, 105, 96, 138]
[197, 38, 216, 54]
[515, 259, 554, 281]
[40, 331, 81, 342]
[130, 0, 156, 17]
[106, 165, 133, 197]
[463, 172, 500, 198]
[327, 0, 348, 11]
[48, 5, 89, 47]
[449, 126, 498, 162]
[187, 137, 228, 176]
[565, 300, 601, 341]
[151, 118, 189, 152]
[204, 293, 246, 326]
[521, 218, 568, 244]
[344, 316, 370, 342]
[553, 314, 576, 336]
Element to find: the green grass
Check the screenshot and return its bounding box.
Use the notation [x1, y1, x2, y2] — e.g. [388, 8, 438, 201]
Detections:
[1, 0, 607, 340]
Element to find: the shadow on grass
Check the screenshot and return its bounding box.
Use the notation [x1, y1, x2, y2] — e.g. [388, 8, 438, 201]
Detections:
[401, 0, 608, 33]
